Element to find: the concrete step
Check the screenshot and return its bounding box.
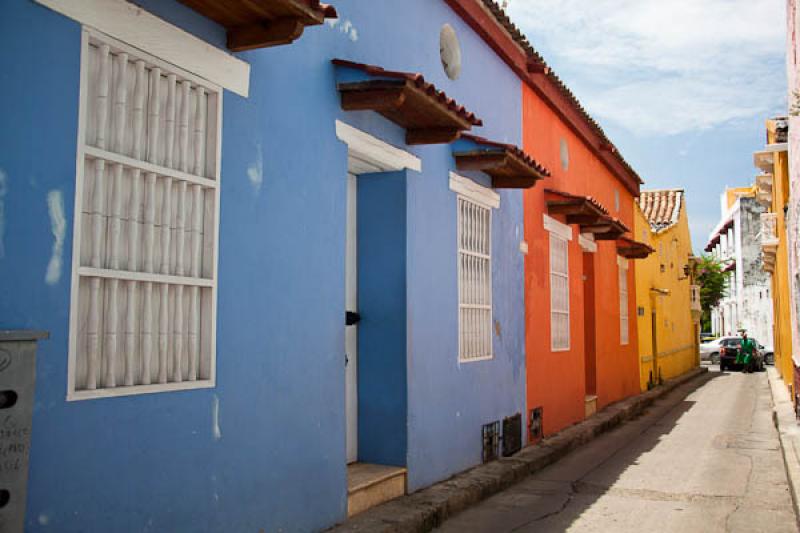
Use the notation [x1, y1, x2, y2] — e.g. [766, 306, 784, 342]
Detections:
[347, 463, 406, 517]
[585, 394, 598, 418]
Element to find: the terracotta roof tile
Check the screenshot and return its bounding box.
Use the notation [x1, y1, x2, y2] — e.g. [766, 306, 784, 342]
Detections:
[331, 59, 482, 127]
[638, 189, 683, 232]
[478, 0, 643, 185]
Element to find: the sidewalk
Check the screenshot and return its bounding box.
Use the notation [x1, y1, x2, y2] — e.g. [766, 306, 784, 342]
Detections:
[332, 366, 709, 533]
[767, 366, 800, 529]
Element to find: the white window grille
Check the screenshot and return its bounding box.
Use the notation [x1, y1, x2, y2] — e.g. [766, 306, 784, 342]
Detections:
[550, 233, 570, 351]
[67, 29, 221, 400]
[457, 196, 493, 362]
[619, 258, 629, 345]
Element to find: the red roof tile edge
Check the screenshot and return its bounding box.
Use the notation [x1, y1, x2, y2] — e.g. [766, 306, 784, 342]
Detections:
[478, 0, 641, 183]
[332, 59, 483, 127]
[444, 0, 643, 194]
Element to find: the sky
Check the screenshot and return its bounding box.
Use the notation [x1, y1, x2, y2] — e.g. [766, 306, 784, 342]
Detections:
[506, 0, 788, 250]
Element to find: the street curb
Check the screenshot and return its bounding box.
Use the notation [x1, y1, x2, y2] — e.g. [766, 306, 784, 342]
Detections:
[766, 366, 800, 529]
[331, 366, 709, 533]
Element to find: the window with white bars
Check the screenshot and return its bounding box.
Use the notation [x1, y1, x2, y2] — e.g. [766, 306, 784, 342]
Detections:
[458, 196, 493, 362]
[619, 259, 629, 345]
[550, 234, 570, 351]
[67, 29, 221, 400]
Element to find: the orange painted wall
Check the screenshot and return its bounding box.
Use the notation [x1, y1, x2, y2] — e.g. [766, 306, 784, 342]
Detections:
[522, 84, 641, 437]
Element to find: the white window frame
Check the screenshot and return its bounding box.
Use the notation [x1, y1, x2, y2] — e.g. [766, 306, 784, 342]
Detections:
[34, 0, 250, 96]
[545, 214, 572, 352]
[451, 173, 498, 363]
[619, 256, 630, 345]
[67, 28, 222, 400]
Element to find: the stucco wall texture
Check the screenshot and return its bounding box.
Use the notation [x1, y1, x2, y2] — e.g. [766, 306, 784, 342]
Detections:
[787, 0, 800, 373]
[522, 87, 640, 437]
[0, 0, 527, 530]
[738, 197, 773, 346]
[634, 200, 698, 391]
[764, 120, 795, 388]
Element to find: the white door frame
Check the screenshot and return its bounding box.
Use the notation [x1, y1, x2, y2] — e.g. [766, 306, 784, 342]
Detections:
[338, 121, 420, 465]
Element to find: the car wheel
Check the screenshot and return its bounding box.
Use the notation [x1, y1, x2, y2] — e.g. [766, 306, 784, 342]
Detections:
[711, 352, 719, 364]
[720, 362, 726, 372]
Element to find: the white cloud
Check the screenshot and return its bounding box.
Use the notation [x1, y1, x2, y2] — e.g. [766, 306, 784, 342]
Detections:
[507, 0, 786, 136]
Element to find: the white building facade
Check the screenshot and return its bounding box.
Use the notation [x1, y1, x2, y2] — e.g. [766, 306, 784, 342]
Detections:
[706, 192, 773, 347]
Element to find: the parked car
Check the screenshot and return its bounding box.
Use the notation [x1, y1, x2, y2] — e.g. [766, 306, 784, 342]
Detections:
[761, 344, 775, 365]
[700, 333, 717, 343]
[719, 337, 764, 372]
[700, 336, 737, 364]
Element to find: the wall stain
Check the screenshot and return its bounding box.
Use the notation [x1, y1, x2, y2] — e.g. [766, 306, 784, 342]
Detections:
[212, 394, 221, 441]
[45, 190, 66, 285]
[247, 143, 264, 195]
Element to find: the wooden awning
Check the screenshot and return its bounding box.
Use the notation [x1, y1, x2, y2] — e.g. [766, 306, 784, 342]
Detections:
[582, 218, 628, 241]
[617, 236, 655, 259]
[452, 134, 550, 188]
[545, 189, 628, 240]
[332, 60, 483, 145]
[546, 189, 608, 224]
[179, 0, 337, 51]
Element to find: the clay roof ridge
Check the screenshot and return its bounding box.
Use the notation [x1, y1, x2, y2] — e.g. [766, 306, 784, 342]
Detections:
[638, 189, 683, 232]
[478, 0, 643, 185]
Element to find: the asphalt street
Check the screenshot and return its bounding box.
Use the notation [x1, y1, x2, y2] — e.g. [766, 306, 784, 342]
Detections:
[436, 365, 798, 533]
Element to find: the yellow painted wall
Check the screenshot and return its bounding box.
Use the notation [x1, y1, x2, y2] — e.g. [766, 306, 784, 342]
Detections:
[766, 119, 794, 391]
[726, 187, 754, 209]
[635, 198, 699, 390]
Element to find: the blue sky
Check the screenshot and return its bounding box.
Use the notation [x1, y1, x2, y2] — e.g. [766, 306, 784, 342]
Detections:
[506, 0, 788, 250]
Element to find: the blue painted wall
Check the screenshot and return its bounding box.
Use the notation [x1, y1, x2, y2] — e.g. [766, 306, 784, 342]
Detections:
[0, 0, 526, 530]
[357, 171, 408, 467]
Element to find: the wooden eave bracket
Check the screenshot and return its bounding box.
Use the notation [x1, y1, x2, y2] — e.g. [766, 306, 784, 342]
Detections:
[337, 79, 474, 145]
[181, 0, 337, 51]
[583, 219, 628, 240]
[617, 239, 655, 259]
[453, 150, 544, 188]
[228, 17, 307, 51]
[546, 199, 608, 228]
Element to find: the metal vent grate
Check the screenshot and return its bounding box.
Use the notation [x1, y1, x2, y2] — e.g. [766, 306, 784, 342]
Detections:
[529, 407, 543, 441]
[502, 413, 522, 457]
[482, 421, 500, 463]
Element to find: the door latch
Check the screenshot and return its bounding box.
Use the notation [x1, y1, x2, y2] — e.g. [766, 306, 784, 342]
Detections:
[346, 311, 361, 326]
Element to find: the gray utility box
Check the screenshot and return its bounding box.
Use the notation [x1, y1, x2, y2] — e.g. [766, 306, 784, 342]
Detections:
[0, 331, 47, 533]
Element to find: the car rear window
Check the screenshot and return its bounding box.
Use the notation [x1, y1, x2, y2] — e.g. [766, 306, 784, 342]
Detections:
[722, 339, 742, 346]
